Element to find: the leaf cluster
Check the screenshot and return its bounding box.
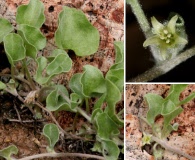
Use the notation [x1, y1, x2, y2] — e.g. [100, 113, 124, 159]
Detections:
[0, 0, 124, 160]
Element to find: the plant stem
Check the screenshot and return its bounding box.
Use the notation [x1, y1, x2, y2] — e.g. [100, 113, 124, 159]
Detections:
[85, 97, 90, 113]
[10, 66, 15, 82]
[128, 46, 195, 82]
[76, 107, 91, 122]
[127, 0, 150, 36]
[152, 136, 195, 160]
[17, 152, 105, 160]
[22, 60, 36, 90]
[73, 112, 79, 133]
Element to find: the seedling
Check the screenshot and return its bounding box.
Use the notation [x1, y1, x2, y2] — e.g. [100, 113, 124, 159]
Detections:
[142, 84, 195, 159]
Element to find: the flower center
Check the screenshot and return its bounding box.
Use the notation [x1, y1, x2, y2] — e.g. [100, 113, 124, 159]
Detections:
[159, 29, 174, 44]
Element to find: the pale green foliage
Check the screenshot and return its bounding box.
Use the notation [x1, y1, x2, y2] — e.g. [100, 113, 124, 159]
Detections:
[81, 65, 106, 97]
[0, 145, 18, 160]
[106, 42, 124, 91]
[43, 124, 59, 152]
[34, 49, 72, 85]
[18, 24, 46, 59]
[16, 0, 45, 28]
[144, 84, 195, 159]
[0, 18, 13, 43]
[145, 84, 195, 139]
[3, 33, 25, 66]
[0, 0, 124, 159]
[55, 6, 100, 56]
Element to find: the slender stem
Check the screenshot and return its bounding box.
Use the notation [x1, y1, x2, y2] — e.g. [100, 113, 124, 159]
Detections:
[22, 60, 36, 90]
[59, 91, 91, 122]
[17, 152, 105, 160]
[85, 97, 90, 113]
[76, 107, 91, 123]
[127, 0, 150, 36]
[73, 112, 79, 133]
[4, 88, 35, 115]
[34, 102, 69, 136]
[128, 46, 195, 82]
[11, 66, 15, 82]
[152, 136, 195, 160]
[0, 73, 31, 86]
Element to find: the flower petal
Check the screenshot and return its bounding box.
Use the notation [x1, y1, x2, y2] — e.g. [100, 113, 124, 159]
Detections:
[175, 36, 188, 45]
[167, 15, 178, 34]
[143, 35, 161, 47]
[151, 17, 164, 34]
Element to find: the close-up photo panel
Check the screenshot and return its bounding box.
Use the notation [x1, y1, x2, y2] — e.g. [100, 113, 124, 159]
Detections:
[126, 0, 195, 160]
[0, 0, 124, 160]
[126, 0, 195, 82]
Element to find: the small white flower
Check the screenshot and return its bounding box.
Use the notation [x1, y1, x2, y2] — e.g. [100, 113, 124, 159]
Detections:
[143, 15, 188, 60]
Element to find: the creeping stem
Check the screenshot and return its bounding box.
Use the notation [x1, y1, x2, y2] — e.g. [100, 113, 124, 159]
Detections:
[127, 0, 150, 36]
[129, 46, 195, 82]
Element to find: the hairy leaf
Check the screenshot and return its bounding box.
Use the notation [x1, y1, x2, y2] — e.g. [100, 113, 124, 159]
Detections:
[16, 0, 45, 28]
[101, 140, 120, 160]
[145, 93, 165, 125]
[3, 33, 25, 66]
[165, 84, 187, 105]
[81, 65, 106, 97]
[43, 124, 59, 152]
[46, 85, 76, 112]
[55, 6, 99, 56]
[0, 18, 13, 43]
[106, 41, 124, 91]
[105, 79, 123, 126]
[46, 53, 72, 75]
[18, 24, 46, 59]
[34, 49, 72, 85]
[96, 112, 119, 140]
[34, 56, 48, 85]
[0, 145, 18, 160]
[69, 73, 84, 98]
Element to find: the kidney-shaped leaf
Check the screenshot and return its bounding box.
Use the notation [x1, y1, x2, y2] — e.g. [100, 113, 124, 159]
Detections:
[0, 145, 18, 160]
[69, 73, 84, 98]
[145, 93, 165, 125]
[46, 85, 76, 112]
[18, 24, 46, 59]
[16, 0, 45, 28]
[46, 53, 72, 75]
[101, 140, 120, 160]
[113, 41, 124, 65]
[81, 65, 106, 97]
[105, 79, 123, 127]
[96, 112, 119, 140]
[0, 18, 13, 43]
[3, 33, 25, 66]
[55, 6, 100, 56]
[165, 84, 187, 105]
[43, 123, 59, 152]
[106, 41, 124, 91]
[34, 50, 72, 85]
